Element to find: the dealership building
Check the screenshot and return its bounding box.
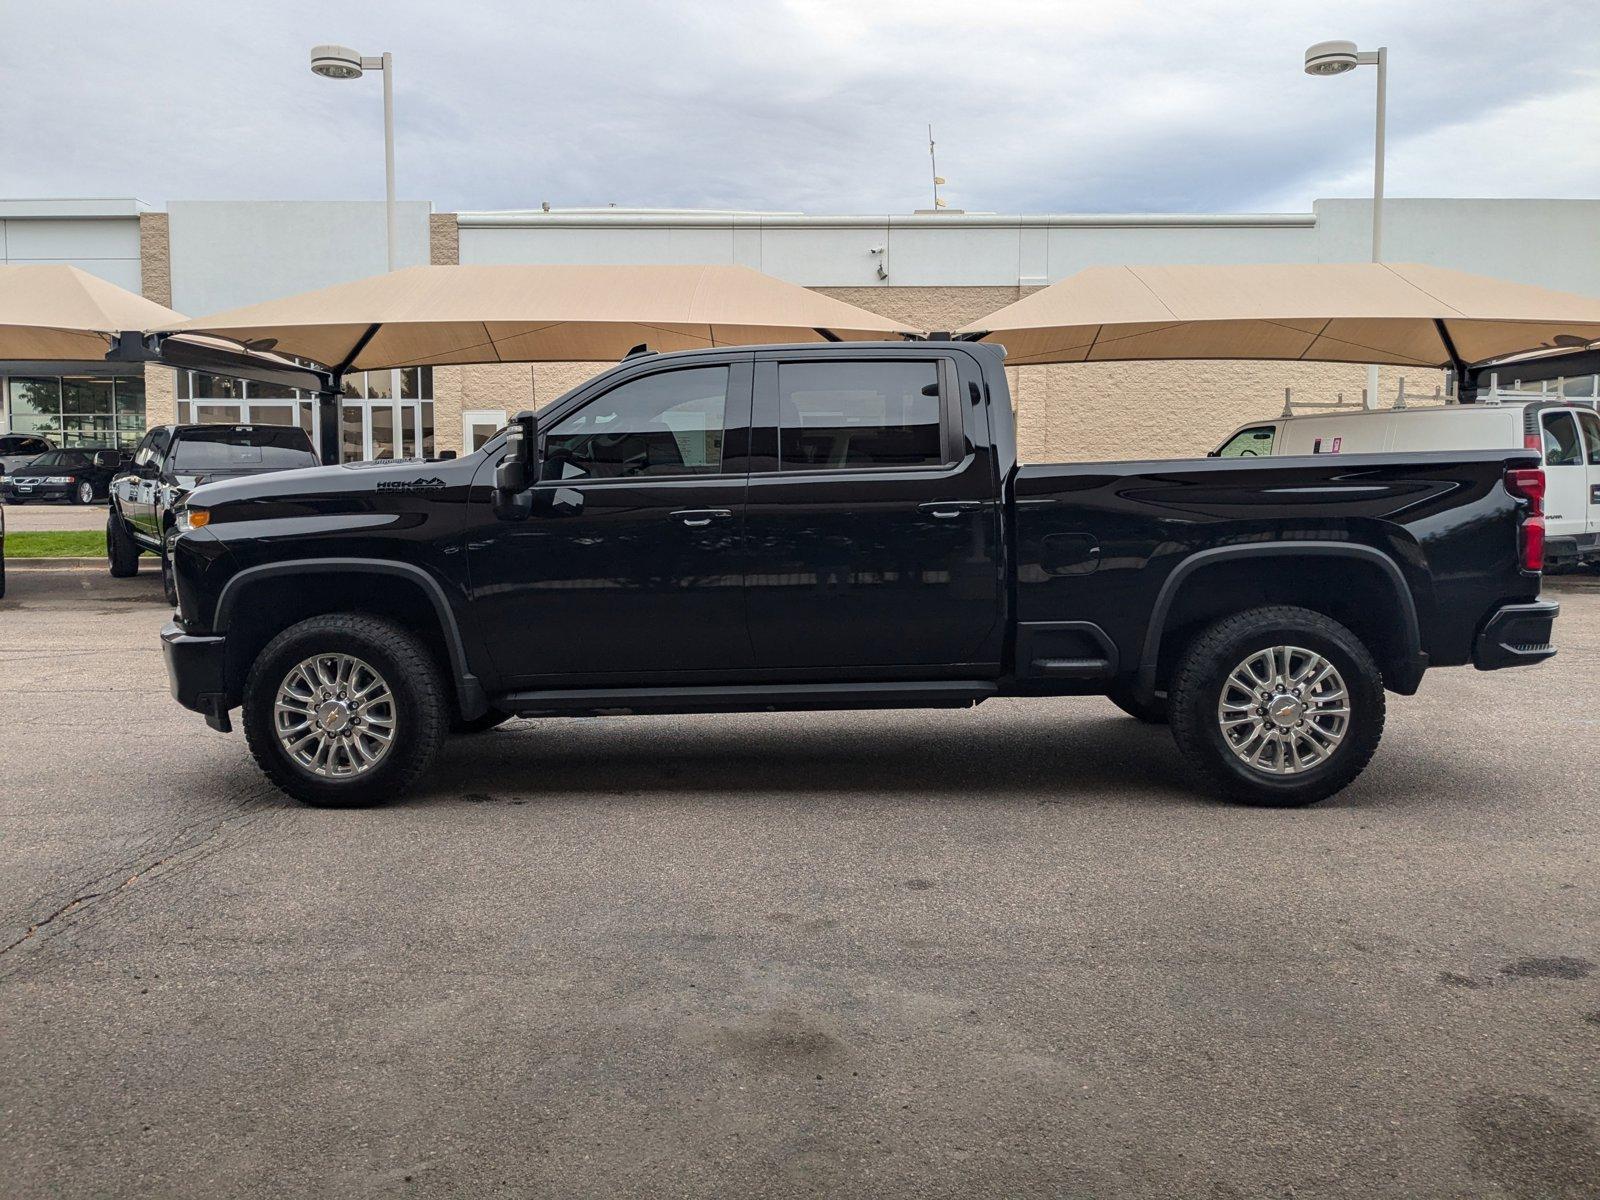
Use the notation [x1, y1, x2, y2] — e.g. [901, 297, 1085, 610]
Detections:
[4, 196, 1600, 463]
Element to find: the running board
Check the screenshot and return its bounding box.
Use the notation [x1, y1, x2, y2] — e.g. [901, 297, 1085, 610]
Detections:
[498, 680, 998, 718]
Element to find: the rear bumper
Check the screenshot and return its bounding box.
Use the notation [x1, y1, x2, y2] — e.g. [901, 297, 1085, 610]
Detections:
[1473, 600, 1559, 671]
[161, 620, 232, 731]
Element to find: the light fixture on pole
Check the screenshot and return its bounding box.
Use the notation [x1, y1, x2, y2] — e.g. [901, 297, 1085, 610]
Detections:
[1305, 38, 1388, 409]
[311, 43, 405, 457]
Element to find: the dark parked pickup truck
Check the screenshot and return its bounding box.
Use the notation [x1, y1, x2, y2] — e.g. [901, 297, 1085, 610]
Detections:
[108, 423, 320, 605]
[159, 341, 1557, 808]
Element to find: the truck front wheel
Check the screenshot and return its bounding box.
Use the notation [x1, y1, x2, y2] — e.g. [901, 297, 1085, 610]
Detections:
[1106, 680, 1168, 724]
[106, 512, 140, 577]
[1168, 605, 1385, 807]
[242, 613, 448, 808]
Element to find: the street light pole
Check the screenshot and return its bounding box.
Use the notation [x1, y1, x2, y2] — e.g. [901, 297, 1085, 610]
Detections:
[1306, 40, 1389, 408]
[1369, 46, 1386, 264]
[312, 44, 404, 457]
[381, 52, 397, 274]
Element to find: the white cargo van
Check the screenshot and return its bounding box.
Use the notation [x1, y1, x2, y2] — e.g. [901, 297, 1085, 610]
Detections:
[1212, 399, 1600, 567]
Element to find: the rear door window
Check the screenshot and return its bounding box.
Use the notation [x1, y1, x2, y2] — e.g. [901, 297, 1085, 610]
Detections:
[776, 360, 948, 471]
[1542, 411, 1583, 466]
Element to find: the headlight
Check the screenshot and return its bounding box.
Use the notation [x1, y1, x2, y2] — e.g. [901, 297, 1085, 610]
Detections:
[176, 506, 211, 531]
[46, 475, 74, 484]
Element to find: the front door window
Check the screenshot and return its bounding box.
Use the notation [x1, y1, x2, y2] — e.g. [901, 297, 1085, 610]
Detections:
[544, 366, 729, 479]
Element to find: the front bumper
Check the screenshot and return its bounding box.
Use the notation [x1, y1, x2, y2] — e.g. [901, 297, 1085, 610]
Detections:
[161, 620, 232, 732]
[1, 481, 75, 502]
[1473, 599, 1560, 671]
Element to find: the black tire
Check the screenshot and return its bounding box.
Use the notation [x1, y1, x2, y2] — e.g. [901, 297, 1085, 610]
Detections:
[1106, 680, 1168, 724]
[73, 480, 96, 505]
[451, 709, 513, 735]
[1168, 605, 1385, 807]
[242, 613, 448, 808]
[160, 542, 178, 607]
[106, 512, 140, 577]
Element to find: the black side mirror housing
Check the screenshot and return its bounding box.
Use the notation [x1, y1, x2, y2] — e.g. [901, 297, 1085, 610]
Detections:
[493, 410, 540, 520]
[93, 450, 120, 470]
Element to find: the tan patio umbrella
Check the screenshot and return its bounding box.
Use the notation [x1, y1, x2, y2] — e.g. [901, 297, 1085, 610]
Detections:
[955, 262, 1600, 369]
[0, 263, 184, 360]
[162, 264, 918, 371]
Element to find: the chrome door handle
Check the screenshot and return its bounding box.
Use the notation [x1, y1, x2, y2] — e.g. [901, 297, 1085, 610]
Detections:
[671, 508, 733, 527]
[918, 500, 982, 519]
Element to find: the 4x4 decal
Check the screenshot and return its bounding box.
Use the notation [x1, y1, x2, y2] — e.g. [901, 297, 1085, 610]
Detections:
[376, 477, 447, 492]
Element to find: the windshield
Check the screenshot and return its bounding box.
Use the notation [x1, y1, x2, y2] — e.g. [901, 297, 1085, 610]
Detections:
[171, 427, 318, 471]
[25, 450, 91, 470]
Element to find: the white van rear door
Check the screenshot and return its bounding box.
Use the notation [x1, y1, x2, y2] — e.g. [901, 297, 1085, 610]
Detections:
[1576, 409, 1600, 543]
[1539, 409, 1588, 541]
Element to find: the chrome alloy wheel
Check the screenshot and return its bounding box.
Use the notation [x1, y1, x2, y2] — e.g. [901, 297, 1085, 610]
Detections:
[1216, 645, 1350, 776]
[274, 653, 396, 779]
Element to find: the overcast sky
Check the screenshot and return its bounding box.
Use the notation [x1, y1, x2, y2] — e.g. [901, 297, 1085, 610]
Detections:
[3, 0, 1597, 215]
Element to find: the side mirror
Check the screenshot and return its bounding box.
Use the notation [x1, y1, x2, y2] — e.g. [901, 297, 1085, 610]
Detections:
[93, 450, 120, 470]
[436, 450, 457, 461]
[493, 410, 540, 520]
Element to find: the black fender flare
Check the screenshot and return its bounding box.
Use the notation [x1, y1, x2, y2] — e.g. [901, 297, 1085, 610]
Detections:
[1134, 542, 1426, 699]
[213, 558, 488, 719]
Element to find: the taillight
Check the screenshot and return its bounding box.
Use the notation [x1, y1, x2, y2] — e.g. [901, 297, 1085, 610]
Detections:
[1506, 467, 1545, 515]
[1523, 432, 1542, 452]
[1506, 467, 1546, 572]
[1520, 517, 1546, 573]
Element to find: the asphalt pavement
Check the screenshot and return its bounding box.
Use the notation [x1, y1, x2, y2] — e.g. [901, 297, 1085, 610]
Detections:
[1, 569, 1597, 1198]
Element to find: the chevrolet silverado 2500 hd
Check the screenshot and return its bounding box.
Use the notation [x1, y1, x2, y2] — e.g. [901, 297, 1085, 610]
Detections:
[159, 341, 1558, 808]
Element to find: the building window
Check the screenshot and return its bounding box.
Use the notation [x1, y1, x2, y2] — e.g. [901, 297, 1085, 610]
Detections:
[176, 366, 434, 461]
[4, 374, 147, 450]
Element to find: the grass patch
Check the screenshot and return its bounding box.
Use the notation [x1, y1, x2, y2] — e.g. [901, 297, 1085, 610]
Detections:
[3, 530, 106, 558]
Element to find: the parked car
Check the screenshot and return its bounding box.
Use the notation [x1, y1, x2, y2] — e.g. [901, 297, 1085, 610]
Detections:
[0, 447, 123, 505]
[1213, 398, 1600, 568]
[0, 434, 56, 477]
[107, 423, 320, 605]
[159, 341, 1556, 810]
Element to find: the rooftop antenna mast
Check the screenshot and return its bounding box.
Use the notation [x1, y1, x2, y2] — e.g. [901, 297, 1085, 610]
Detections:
[928, 124, 947, 209]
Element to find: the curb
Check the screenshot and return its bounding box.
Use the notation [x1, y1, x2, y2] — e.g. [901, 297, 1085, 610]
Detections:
[4, 557, 112, 571]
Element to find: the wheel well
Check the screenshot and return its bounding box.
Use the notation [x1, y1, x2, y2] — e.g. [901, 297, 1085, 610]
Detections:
[220, 572, 459, 709]
[1149, 555, 1414, 692]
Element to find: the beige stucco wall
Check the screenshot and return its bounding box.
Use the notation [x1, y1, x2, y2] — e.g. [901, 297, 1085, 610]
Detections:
[427, 282, 1444, 460]
[138, 212, 179, 427]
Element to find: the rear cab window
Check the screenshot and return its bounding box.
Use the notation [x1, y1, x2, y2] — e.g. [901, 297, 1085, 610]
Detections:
[170, 427, 318, 472]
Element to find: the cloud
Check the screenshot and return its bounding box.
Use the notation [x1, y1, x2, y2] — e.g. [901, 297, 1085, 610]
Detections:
[1, 0, 1595, 214]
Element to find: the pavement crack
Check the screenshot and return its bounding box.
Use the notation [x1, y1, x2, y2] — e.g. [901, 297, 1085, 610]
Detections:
[0, 803, 279, 967]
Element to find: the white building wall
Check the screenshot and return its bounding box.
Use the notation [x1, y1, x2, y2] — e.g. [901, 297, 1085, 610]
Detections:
[458, 201, 1600, 294]
[166, 200, 432, 315]
[0, 199, 142, 293]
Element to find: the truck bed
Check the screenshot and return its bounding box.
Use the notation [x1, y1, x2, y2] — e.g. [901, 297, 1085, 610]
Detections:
[1011, 449, 1542, 690]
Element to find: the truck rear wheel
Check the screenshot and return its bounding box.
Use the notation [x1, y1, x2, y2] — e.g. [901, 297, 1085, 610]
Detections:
[242, 613, 448, 808]
[1168, 605, 1384, 807]
[106, 512, 140, 577]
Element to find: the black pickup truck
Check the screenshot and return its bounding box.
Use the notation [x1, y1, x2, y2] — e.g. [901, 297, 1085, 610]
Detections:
[107, 423, 320, 605]
[160, 341, 1557, 808]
